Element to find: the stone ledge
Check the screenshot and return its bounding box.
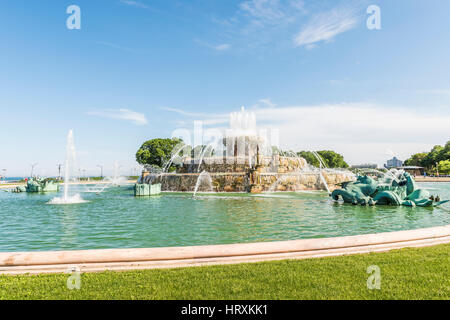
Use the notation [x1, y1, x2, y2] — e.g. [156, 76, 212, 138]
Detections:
[0, 225, 448, 274]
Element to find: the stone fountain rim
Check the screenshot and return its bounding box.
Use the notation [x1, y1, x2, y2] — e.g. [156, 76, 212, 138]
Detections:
[0, 225, 448, 274]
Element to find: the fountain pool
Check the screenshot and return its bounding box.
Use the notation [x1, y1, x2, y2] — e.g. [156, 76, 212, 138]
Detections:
[0, 182, 448, 252]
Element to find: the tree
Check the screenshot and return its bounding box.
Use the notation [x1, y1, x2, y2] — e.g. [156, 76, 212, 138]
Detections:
[422, 145, 445, 168]
[404, 153, 428, 167]
[317, 150, 349, 168]
[438, 141, 450, 161]
[136, 138, 184, 171]
[297, 151, 320, 167]
[403, 141, 450, 174]
[297, 150, 349, 168]
[438, 160, 450, 175]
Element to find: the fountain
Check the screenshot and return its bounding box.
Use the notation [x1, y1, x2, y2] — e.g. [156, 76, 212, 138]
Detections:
[311, 151, 331, 194]
[138, 107, 354, 194]
[105, 161, 127, 186]
[331, 170, 448, 207]
[48, 130, 87, 204]
[14, 177, 59, 193]
[193, 171, 213, 197]
[162, 144, 192, 173]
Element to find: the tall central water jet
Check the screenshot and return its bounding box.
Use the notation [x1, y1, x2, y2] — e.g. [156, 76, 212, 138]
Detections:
[63, 130, 75, 201]
[48, 130, 87, 204]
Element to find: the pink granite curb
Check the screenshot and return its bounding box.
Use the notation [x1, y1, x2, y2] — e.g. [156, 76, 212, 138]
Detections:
[0, 225, 448, 274]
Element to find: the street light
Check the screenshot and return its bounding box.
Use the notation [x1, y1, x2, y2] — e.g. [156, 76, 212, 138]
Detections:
[57, 164, 63, 180]
[97, 165, 103, 179]
[30, 163, 38, 178]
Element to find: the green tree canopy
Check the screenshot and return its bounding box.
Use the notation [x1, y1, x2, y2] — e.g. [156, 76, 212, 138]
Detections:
[404, 153, 428, 166]
[136, 138, 184, 171]
[422, 145, 445, 168]
[297, 150, 349, 168]
[404, 141, 450, 170]
[438, 160, 450, 175]
[317, 150, 349, 168]
[297, 151, 320, 167]
[440, 141, 450, 160]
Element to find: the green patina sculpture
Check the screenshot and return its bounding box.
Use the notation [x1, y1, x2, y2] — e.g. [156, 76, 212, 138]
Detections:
[331, 172, 448, 207]
[14, 178, 60, 193]
[134, 183, 161, 196]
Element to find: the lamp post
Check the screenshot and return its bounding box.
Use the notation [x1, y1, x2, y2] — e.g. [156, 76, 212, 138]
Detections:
[30, 163, 38, 178]
[57, 164, 63, 180]
[436, 162, 439, 177]
[97, 165, 103, 179]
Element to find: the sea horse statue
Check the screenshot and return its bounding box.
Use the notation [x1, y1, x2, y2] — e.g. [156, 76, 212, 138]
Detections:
[331, 172, 448, 207]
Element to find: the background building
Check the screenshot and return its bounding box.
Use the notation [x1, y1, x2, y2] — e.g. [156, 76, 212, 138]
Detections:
[398, 166, 425, 176]
[385, 157, 403, 169]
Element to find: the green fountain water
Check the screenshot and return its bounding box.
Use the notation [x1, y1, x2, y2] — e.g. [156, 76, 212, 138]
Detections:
[0, 182, 448, 252]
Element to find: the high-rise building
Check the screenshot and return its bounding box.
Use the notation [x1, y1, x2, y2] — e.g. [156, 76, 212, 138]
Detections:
[385, 157, 403, 169]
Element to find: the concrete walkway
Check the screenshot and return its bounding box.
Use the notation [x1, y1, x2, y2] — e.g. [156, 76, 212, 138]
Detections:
[0, 225, 448, 275]
[414, 177, 450, 182]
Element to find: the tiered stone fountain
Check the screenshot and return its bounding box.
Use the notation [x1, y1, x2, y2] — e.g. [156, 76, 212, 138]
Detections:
[137, 107, 354, 195]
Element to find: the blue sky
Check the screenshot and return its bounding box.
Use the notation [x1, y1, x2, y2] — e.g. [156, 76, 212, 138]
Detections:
[0, 0, 449, 176]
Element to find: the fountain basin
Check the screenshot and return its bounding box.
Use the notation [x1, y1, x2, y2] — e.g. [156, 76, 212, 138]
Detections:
[146, 171, 351, 193]
[1, 225, 448, 274]
[1, 182, 449, 253]
[141, 154, 354, 193]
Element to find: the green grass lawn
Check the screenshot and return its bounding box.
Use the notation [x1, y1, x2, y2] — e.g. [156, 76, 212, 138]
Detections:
[0, 244, 448, 300]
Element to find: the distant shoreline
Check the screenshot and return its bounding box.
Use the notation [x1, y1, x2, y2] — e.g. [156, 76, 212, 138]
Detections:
[415, 177, 450, 182]
[0, 180, 137, 190]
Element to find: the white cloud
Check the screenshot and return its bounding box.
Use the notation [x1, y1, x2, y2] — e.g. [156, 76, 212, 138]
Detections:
[161, 107, 215, 118]
[289, 0, 306, 12]
[419, 89, 450, 95]
[251, 103, 449, 165]
[294, 6, 360, 48]
[257, 98, 277, 108]
[161, 107, 229, 126]
[209, 1, 361, 52]
[211, 0, 306, 44]
[214, 43, 232, 51]
[240, 0, 287, 23]
[239, 0, 305, 25]
[164, 102, 450, 166]
[96, 41, 136, 53]
[194, 39, 231, 51]
[87, 109, 148, 126]
[119, 0, 150, 9]
[118, 0, 166, 16]
[329, 79, 346, 86]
